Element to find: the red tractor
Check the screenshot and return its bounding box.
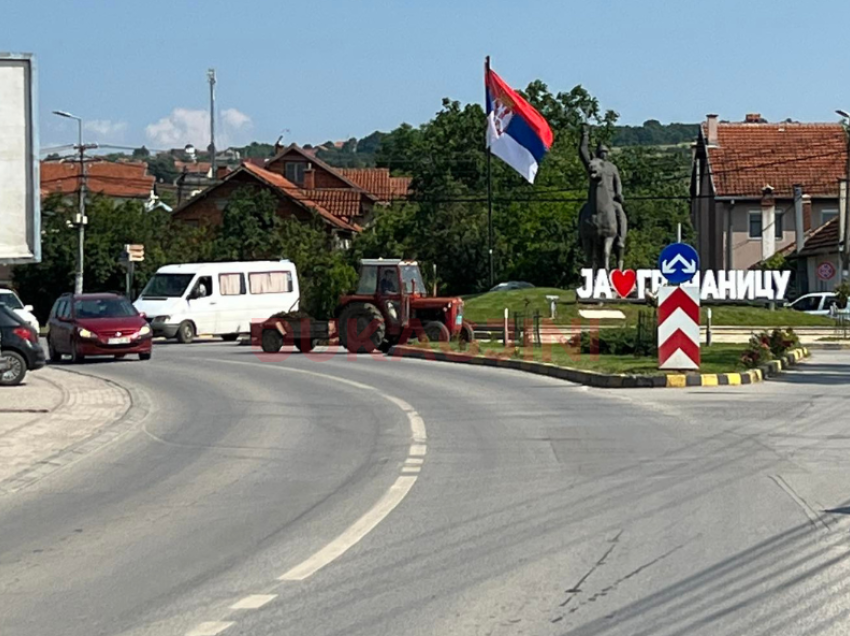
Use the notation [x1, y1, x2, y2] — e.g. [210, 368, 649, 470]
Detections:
[256, 259, 474, 354]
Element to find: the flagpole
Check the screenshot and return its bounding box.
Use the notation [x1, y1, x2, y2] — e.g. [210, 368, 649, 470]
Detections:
[485, 55, 494, 288]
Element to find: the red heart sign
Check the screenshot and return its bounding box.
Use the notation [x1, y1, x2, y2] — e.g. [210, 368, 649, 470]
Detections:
[610, 269, 637, 298]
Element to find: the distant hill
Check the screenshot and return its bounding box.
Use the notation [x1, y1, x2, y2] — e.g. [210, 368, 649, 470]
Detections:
[611, 120, 699, 147]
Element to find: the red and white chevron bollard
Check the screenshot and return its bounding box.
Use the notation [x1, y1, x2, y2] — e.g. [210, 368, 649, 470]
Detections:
[658, 285, 700, 370]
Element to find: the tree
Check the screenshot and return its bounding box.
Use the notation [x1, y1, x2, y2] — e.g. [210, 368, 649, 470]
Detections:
[214, 187, 283, 261]
[132, 146, 151, 159]
[146, 153, 178, 183]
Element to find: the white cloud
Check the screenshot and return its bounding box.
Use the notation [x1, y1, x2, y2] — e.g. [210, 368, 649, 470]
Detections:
[83, 119, 128, 141]
[145, 107, 253, 149]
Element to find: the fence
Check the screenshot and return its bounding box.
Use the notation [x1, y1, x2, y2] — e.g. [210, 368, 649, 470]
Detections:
[511, 311, 542, 347]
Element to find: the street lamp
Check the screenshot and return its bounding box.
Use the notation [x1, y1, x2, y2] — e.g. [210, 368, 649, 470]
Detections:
[52, 110, 86, 294]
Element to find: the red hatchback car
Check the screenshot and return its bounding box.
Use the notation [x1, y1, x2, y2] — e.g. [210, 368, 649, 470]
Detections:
[47, 293, 153, 362]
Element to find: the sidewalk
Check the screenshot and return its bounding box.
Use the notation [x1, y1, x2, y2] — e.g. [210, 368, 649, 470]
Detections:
[0, 367, 132, 490]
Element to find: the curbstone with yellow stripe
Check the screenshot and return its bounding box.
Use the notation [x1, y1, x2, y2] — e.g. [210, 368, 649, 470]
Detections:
[388, 346, 810, 390]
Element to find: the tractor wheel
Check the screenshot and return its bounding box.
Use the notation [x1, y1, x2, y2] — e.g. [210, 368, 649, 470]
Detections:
[378, 338, 395, 354]
[339, 303, 385, 353]
[458, 321, 475, 349]
[261, 329, 284, 353]
[424, 321, 451, 343]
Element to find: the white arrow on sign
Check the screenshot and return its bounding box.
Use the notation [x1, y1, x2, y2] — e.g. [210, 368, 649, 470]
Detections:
[662, 253, 697, 275]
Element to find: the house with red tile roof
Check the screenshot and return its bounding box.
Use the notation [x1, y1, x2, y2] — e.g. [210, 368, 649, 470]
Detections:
[171, 143, 412, 245]
[690, 113, 846, 281]
[171, 161, 361, 245]
[41, 159, 155, 201]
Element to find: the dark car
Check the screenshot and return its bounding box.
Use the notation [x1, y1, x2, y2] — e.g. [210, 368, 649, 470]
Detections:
[0, 305, 45, 386]
[489, 281, 535, 292]
[47, 293, 153, 363]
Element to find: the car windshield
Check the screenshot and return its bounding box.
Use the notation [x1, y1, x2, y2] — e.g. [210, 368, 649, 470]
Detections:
[401, 266, 426, 295]
[0, 293, 24, 309]
[140, 273, 195, 298]
[74, 298, 138, 319]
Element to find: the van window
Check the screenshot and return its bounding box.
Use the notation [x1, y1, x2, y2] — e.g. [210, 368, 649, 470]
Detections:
[219, 273, 246, 296]
[249, 271, 292, 294]
[191, 276, 213, 299]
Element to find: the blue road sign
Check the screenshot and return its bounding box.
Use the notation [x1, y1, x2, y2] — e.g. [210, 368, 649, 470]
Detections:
[658, 242, 699, 284]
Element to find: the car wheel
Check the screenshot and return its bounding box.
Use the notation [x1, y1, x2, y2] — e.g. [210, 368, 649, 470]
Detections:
[139, 352, 152, 361]
[176, 321, 195, 344]
[71, 340, 85, 363]
[0, 351, 27, 386]
[47, 337, 62, 363]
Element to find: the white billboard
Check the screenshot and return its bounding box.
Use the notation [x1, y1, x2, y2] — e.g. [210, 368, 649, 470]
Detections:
[0, 53, 40, 263]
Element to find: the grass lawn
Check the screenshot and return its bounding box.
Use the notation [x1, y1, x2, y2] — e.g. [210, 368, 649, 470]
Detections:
[463, 287, 835, 328]
[421, 341, 749, 375]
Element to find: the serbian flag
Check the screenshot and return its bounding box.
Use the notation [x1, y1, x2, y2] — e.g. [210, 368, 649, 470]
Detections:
[486, 64, 554, 183]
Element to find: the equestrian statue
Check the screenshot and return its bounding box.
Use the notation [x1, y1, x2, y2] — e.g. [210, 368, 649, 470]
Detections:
[578, 124, 628, 271]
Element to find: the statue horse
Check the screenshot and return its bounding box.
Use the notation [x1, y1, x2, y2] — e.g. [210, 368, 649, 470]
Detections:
[578, 157, 627, 272]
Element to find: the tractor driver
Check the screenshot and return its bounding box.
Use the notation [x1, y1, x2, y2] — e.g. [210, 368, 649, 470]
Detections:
[379, 269, 399, 294]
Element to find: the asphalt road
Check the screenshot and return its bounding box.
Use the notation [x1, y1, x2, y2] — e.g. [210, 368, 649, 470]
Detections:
[2, 343, 850, 636]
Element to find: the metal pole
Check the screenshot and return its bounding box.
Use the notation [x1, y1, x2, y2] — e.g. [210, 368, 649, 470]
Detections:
[76, 118, 85, 294]
[844, 130, 850, 281]
[485, 56, 494, 288]
[208, 68, 217, 179]
[677, 222, 682, 244]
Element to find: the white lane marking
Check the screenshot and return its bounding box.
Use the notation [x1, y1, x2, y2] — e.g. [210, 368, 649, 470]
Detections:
[383, 395, 427, 442]
[404, 457, 424, 465]
[202, 358, 428, 581]
[186, 622, 235, 636]
[402, 466, 421, 474]
[230, 594, 277, 610]
[279, 475, 418, 581]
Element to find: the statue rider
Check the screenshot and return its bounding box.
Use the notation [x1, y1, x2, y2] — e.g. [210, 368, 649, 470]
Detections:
[579, 124, 627, 262]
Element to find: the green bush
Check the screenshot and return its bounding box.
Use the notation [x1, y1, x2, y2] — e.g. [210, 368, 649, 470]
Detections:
[569, 328, 648, 356]
[835, 281, 850, 310]
[741, 328, 799, 368]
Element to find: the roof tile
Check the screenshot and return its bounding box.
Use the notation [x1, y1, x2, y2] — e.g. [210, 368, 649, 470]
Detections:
[704, 122, 847, 198]
[41, 160, 154, 199]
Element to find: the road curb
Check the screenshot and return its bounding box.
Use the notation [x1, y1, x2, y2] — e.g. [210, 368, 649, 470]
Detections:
[388, 346, 811, 389]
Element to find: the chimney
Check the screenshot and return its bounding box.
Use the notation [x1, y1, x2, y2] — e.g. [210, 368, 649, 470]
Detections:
[745, 113, 763, 123]
[706, 114, 719, 145]
[802, 194, 812, 232]
[303, 162, 315, 190]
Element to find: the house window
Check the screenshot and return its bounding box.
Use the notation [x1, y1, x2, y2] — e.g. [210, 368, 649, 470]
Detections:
[774, 211, 784, 239]
[822, 209, 838, 226]
[285, 162, 305, 184]
[749, 211, 762, 239]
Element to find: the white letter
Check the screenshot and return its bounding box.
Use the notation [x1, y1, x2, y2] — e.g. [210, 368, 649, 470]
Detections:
[755, 270, 773, 301]
[576, 269, 595, 299]
[772, 270, 791, 301]
[717, 271, 736, 300]
[594, 269, 613, 299]
[736, 270, 756, 301]
[651, 270, 665, 295]
[701, 270, 719, 300]
[636, 269, 652, 300]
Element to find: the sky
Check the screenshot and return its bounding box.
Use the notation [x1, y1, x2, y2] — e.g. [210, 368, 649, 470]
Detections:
[5, 0, 850, 153]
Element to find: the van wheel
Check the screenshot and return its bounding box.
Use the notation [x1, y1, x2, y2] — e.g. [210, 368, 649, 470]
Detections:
[176, 321, 195, 344]
[221, 333, 239, 342]
[0, 351, 27, 386]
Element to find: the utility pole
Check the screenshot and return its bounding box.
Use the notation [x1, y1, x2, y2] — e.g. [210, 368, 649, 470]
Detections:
[208, 68, 217, 179]
[53, 110, 95, 294]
